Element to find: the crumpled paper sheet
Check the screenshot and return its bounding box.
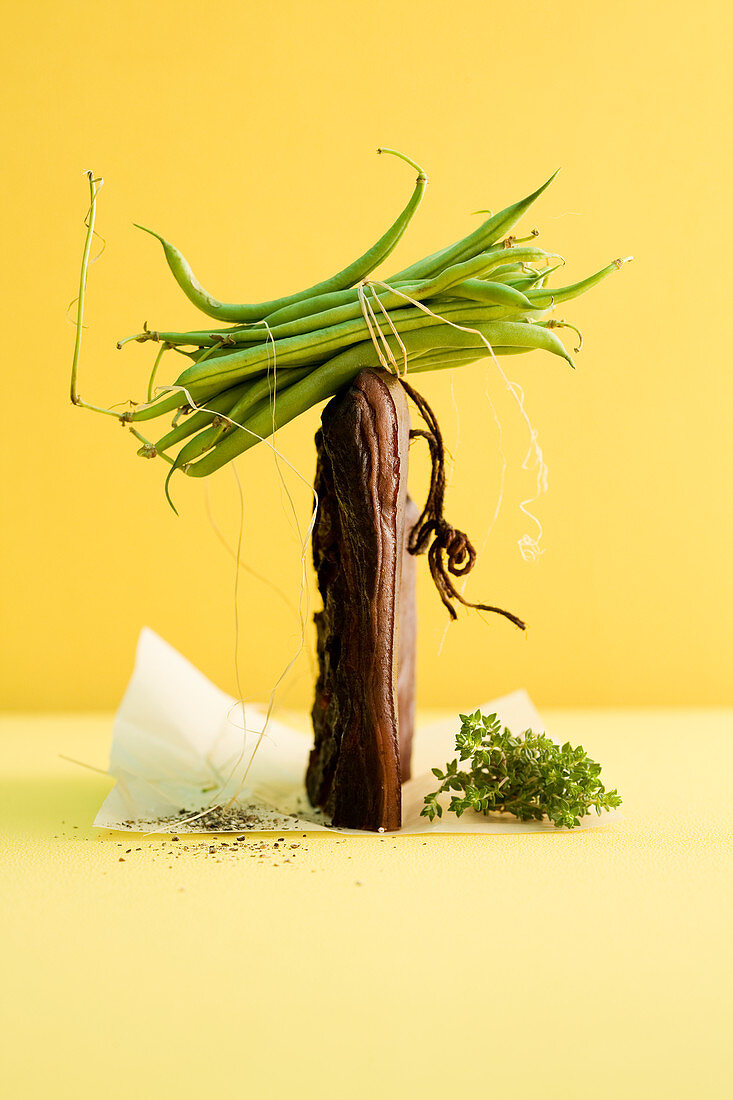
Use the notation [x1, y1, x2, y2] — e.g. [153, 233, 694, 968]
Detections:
[95, 628, 619, 835]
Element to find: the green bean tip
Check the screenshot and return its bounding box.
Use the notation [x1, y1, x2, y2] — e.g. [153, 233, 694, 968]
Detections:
[133, 222, 162, 242]
[163, 465, 179, 515]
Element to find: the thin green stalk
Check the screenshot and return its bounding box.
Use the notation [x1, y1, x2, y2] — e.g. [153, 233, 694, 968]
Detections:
[69, 172, 123, 419]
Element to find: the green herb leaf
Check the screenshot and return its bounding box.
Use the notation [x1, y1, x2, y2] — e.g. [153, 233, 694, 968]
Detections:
[420, 712, 622, 828]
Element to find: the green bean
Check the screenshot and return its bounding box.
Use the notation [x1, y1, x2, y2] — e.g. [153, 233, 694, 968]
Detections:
[475, 247, 560, 276]
[169, 418, 230, 468]
[403, 345, 535, 374]
[443, 280, 535, 309]
[152, 381, 254, 453]
[526, 258, 632, 307]
[401, 348, 488, 372]
[185, 365, 313, 458]
[127, 388, 190, 422]
[117, 322, 256, 348]
[387, 170, 559, 282]
[483, 262, 525, 283]
[135, 149, 427, 323]
[132, 327, 268, 349]
[489, 259, 564, 286]
[163, 377, 309, 505]
[262, 277, 418, 327]
[417, 297, 530, 322]
[387, 320, 574, 365]
[499, 270, 541, 287]
[148, 299, 418, 349]
[510, 262, 564, 291]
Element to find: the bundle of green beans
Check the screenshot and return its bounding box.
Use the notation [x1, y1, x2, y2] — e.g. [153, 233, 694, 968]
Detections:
[71, 151, 630, 499]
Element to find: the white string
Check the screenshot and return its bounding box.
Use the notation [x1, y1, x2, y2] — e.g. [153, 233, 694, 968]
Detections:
[151, 382, 318, 829]
[365, 283, 409, 376]
[510, 378, 547, 562]
[203, 481, 303, 618]
[357, 284, 398, 373]
[437, 363, 509, 656]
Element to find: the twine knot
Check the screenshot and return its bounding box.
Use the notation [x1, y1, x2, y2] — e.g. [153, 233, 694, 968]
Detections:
[412, 518, 475, 576]
[437, 523, 473, 575]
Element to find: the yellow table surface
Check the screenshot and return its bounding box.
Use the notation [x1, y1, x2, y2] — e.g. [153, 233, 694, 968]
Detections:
[2, 709, 731, 1099]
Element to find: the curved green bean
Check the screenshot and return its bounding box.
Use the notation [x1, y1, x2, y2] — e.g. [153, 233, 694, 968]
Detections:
[136, 149, 427, 323]
[444, 280, 535, 309]
[527, 258, 632, 307]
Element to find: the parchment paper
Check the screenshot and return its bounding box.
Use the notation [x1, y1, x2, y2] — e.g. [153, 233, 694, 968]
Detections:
[95, 628, 619, 834]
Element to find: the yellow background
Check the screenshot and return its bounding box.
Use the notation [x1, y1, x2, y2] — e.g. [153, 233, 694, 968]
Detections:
[2, 0, 732, 710]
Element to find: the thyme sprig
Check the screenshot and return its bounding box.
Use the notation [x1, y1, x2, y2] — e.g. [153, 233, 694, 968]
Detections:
[422, 710, 622, 828]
